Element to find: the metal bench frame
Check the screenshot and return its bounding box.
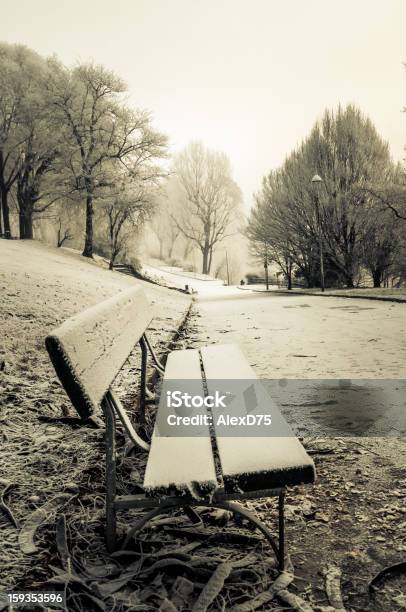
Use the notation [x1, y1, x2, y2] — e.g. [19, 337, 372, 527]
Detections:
[101, 333, 286, 570]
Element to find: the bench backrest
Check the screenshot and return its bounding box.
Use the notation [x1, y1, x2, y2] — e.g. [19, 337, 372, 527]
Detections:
[45, 287, 151, 419]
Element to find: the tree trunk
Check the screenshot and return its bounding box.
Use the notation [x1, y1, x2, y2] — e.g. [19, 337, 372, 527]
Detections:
[57, 226, 71, 248]
[25, 214, 33, 239]
[82, 191, 94, 257]
[285, 257, 293, 290]
[19, 206, 34, 239]
[208, 247, 214, 274]
[202, 246, 210, 274]
[264, 265, 269, 290]
[19, 213, 24, 238]
[109, 244, 118, 270]
[1, 186, 12, 239]
[372, 270, 382, 288]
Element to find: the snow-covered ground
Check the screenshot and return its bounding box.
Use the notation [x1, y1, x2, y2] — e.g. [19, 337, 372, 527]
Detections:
[240, 283, 406, 302]
[0, 241, 192, 591]
[194, 290, 406, 379]
[1, 249, 405, 609]
[143, 262, 245, 297]
[145, 262, 406, 378]
[193, 289, 406, 438]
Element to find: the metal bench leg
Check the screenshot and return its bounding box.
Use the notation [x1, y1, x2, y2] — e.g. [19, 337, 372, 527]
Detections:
[183, 505, 202, 526]
[102, 396, 117, 553]
[138, 336, 148, 426]
[143, 332, 165, 374]
[120, 497, 283, 569]
[121, 503, 173, 549]
[278, 489, 285, 570]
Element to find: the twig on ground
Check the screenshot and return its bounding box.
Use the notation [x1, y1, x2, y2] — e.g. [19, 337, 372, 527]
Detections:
[0, 484, 20, 529]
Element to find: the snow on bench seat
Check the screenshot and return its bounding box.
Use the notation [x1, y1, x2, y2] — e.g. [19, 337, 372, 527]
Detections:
[143, 349, 218, 498]
[46, 287, 151, 419]
[200, 344, 316, 493]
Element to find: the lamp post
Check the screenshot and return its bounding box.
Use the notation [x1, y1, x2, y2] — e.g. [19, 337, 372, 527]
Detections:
[264, 244, 269, 291]
[311, 174, 325, 292]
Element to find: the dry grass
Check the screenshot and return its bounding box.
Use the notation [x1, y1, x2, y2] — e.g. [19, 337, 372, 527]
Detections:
[0, 241, 191, 608]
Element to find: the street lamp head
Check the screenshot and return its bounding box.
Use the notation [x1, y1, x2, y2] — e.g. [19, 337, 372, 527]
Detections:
[311, 174, 323, 184]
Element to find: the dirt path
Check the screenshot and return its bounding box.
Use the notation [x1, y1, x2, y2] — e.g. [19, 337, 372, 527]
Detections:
[190, 290, 406, 378]
[180, 290, 406, 610]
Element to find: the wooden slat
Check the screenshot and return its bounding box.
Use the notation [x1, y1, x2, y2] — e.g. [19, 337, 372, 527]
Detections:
[200, 344, 316, 493]
[143, 349, 218, 498]
[46, 287, 151, 419]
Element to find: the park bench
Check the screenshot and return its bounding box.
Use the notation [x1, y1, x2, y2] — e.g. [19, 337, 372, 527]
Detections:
[45, 286, 315, 570]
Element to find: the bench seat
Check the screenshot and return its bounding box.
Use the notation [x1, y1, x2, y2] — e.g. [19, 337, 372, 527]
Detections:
[201, 344, 315, 494]
[143, 349, 218, 497]
[143, 343, 315, 498]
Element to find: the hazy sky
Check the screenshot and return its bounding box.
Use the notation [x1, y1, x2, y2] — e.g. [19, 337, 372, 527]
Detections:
[2, 0, 406, 207]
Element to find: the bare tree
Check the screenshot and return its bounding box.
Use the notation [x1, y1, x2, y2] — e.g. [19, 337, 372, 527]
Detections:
[56, 218, 73, 247]
[149, 176, 183, 260]
[0, 43, 37, 238]
[101, 167, 159, 269]
[248, 105, 398, 289]
[0, 44, 66, 239]
[150, 213, 166, 259]
[174, 142, 242, 274]
[46, 61, 167, 258]
[245, 194, 273, 289]
[182, 237, 194, 260]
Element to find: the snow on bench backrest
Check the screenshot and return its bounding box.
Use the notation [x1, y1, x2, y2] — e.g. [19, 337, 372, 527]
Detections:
[46, 286, 152, 419]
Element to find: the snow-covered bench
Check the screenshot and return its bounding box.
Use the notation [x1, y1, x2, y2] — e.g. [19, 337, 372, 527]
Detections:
[45, 286, 315, 569]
